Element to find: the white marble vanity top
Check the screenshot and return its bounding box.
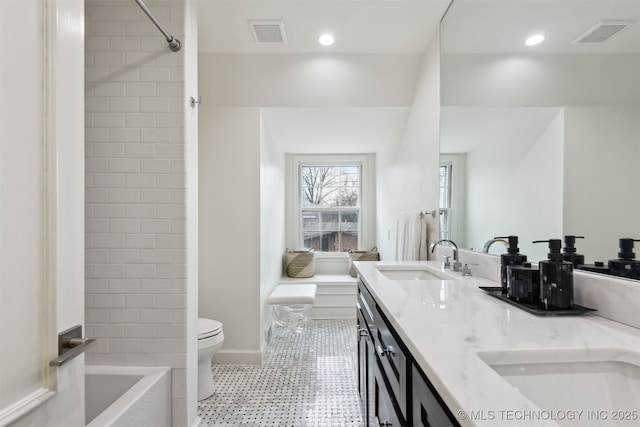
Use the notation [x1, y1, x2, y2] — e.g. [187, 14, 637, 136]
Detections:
[354, 261, 640, 427]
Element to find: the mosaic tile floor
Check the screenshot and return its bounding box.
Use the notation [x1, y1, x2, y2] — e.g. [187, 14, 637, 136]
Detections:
[197, 319, 364, 426]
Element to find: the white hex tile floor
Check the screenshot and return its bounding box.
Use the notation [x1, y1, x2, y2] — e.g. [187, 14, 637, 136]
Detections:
[197, 319, 364, 426]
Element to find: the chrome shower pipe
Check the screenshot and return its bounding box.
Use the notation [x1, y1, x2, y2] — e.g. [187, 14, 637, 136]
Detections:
[134, 0, 182, 52]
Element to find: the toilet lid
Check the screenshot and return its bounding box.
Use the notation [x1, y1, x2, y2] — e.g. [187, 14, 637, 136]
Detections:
[198, 318, 223, 339]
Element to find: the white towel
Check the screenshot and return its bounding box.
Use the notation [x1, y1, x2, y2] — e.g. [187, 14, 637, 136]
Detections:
[395, 210, 428, 261]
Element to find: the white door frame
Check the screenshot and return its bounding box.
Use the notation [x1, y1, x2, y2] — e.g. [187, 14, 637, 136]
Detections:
[0, 0, 85, 425]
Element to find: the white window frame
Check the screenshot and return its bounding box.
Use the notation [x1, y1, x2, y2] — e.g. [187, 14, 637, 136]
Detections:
[439, 153, 465, 245]
[286, 153, 376, 258]
[439, 161, 453, 240]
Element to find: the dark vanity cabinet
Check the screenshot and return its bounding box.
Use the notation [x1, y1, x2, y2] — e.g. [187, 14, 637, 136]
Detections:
[357, 295, 376, 425]
[374, 303, 408, 425]
[411, 365, 457, 427]
[357, 279, 460, 427]
[374, 359, 403, 426]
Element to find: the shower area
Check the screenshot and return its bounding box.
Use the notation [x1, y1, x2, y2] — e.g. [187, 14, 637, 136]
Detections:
[84, 0, 199, 424]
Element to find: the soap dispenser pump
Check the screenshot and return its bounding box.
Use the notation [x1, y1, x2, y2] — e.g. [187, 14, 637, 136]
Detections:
[607, 238, 640, 280]
[533, 239, 573, 310]
[562, 235, 585, 267]
[496, 235, 527, 295]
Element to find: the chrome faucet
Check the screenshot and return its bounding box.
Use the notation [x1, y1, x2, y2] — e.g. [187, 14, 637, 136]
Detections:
[430, 239, 461, 271]
[482, 238, 508, 253]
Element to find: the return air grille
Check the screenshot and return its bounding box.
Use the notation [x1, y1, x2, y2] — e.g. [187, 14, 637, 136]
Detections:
[248, 20, 288, 44]
[573, 20, 633, 44]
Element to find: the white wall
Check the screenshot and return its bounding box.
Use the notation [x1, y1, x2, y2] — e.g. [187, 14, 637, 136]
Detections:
[441, 51, 640, 263]
[564, 107, 640, 262]
[376, 34, 442, 261]
[199, 53, 422, 108]
[442, 54, 639, 108]
[259, 115, 286, 350]
[84, 0, 197, 424]
[464, 110, 564, 262]
[198, 107, 262, 362]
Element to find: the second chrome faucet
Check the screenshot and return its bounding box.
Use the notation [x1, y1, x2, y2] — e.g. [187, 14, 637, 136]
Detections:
[430, 239, 462, 271]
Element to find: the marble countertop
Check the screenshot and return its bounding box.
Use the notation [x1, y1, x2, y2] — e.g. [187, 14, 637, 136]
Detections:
[354, 261, 640, 427]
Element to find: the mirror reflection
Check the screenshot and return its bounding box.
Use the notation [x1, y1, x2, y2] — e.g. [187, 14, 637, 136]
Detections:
[439, 0, 640, 267]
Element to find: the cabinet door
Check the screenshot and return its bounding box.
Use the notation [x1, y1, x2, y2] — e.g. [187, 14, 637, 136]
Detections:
[357, 307, 368, 405]
[358, 280, 377, 340]
[366, 334, 377, 426]
[375, 307, 408, 419]
[358, 306, 377, 426]
[412, 365, 458, 427]
[374, 359, 404, 427]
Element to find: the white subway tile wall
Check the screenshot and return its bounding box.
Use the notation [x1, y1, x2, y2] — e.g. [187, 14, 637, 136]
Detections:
[85, 0, 189, 424]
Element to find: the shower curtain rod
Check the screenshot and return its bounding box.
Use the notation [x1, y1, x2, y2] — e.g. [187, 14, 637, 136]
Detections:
[134, 0, 182, 52]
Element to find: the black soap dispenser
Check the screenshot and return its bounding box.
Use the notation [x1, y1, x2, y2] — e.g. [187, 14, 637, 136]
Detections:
[533, 239, 574, 310]
[608, 238, 640, 280]
[497, 235, 527, 295]
[507, 262, 540, 305]
[562, 235, 585, 267]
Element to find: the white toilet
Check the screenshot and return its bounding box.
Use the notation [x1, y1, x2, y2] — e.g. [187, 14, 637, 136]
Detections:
[198, 317, 224, 401]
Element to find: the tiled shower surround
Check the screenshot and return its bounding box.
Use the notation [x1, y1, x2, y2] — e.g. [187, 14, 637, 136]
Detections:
[198, 320, 363, 426]
[84, 0, 193, 424]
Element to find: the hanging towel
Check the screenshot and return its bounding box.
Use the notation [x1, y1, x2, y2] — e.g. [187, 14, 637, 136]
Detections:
[395, 210, 428, 261]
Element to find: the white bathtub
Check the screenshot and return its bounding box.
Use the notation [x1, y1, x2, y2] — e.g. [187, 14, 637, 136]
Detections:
[85, 366, 171, 427]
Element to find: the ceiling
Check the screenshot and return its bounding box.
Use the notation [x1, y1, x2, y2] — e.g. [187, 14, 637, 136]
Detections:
[197, 0, 639, 55]
[197, 0, 452, 54]
[442, 0, 640, 54]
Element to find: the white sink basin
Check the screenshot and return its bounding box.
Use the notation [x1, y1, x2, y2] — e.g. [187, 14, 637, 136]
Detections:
[478, 348, 640, 426]
[375, 265, 450, 281]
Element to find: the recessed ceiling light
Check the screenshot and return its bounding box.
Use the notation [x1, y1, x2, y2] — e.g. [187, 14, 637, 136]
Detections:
[525, 34, 545, 46]
[318, 33, 335, 46]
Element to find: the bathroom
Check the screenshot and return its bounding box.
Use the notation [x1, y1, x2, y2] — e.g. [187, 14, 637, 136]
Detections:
[1, 0, 638, 427]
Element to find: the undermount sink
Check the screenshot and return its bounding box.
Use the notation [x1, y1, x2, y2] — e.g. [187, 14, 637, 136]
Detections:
[375, 265, 450, 281]
[478, 348, 640, 426]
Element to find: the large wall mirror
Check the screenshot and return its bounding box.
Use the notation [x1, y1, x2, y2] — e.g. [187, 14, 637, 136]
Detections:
[440, 0, 640, 267]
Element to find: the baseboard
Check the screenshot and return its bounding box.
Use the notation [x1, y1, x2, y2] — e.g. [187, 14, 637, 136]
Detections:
[213, 349, 263, 364]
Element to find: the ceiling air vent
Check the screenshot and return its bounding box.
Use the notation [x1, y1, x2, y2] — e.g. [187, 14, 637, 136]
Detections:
[573, 20, 633, 44]
[248, 20, 287, 44]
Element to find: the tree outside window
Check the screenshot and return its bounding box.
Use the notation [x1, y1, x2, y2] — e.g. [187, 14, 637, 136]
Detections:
[300, 165, 360, 252]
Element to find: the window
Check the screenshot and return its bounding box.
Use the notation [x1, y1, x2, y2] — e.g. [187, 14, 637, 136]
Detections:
[439, 154, 465, 244]
[439, 162, 452, 240]
[287, 154, 375, 255]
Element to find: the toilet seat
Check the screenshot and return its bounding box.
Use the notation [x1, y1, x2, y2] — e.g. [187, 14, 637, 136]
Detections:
[197, 317, 224, 401]
[198, 318, 223, 340]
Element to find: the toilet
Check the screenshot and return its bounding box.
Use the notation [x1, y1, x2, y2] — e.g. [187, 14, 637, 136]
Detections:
[198, 317, 224, 401]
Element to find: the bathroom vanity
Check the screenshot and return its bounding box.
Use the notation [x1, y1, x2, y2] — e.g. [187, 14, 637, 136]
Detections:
[354, 261, 640, 427]
[357, 273, 457, 426]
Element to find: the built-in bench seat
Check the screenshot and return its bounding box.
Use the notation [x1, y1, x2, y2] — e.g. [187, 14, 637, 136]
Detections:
[279, 274, 357, 319]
